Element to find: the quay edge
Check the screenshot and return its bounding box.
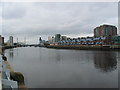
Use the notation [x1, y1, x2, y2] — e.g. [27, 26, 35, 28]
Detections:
[45, 45, 120, 51]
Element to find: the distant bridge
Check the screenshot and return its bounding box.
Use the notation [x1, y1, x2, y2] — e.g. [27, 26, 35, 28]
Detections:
[20, 44, 44, 47]
[2, 44, 45, 50]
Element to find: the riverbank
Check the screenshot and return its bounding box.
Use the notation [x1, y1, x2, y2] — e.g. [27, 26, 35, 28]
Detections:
[2, 44, 120, 51]
[2, 56, 27, 89]
[46, 45, 120, 51]
[2, 46, 18, 50]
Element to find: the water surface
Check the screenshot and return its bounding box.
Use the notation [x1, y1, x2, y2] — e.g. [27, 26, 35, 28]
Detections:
[5, 47, 119, 88]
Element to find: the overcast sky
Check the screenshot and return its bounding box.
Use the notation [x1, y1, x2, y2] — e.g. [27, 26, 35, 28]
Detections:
[0, 2, 118, 44]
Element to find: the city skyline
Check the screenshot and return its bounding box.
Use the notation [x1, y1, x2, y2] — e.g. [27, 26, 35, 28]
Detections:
[1, 24, 119, 45]
[0, 2, 118, 44]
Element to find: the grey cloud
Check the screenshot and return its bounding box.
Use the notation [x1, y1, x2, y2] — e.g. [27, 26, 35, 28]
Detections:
[2, 2, 118, 43]
[2, 3, 27, 19]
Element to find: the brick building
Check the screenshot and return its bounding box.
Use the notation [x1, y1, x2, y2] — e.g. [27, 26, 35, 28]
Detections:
[94, 24, 117, 37]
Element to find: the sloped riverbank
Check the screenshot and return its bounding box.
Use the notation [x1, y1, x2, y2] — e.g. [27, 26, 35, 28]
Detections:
[2, 56, 27, 89]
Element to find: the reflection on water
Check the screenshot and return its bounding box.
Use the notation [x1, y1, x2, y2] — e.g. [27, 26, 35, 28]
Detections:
[5, 47, 118, 88]
[94, 51, 117, 72]
[55, 50, 61, 62]
[9, 49, 14, 58]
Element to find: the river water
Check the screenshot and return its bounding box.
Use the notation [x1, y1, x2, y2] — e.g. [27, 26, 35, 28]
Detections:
[4, 47, 119, 88]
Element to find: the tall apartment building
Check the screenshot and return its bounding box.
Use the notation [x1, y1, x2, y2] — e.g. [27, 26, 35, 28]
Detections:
[9, 36, 13, 46]
[94, 24, 117, 37]
[2, 37, 4, 46]
[52, 36, 55, 43]
[0, 35, 4, 46]
[55, 34, 61, 42]
[48, 36, 54, 44]
[39, 37, 44, 45]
